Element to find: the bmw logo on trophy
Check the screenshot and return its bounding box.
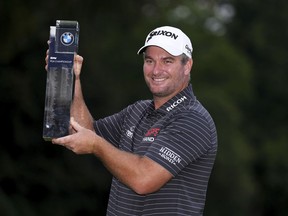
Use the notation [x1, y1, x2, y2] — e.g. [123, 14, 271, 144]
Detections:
[61, 32, 75, 46]
[43, 20, 79, 141]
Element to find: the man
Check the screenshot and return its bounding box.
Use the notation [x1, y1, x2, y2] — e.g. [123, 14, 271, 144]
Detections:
[47, 26, 218, 215]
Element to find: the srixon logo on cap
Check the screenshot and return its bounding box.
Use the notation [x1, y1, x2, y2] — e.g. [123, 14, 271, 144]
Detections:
[147, 30, 179, 42]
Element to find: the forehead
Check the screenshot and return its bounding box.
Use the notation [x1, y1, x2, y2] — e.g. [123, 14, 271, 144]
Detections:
[144, 46, 176, 58]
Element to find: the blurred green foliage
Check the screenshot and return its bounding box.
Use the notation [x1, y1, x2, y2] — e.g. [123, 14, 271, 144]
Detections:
[0, 0, 287, 215]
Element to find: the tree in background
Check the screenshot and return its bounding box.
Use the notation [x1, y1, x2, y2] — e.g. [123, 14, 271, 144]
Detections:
[227, 0, 288, 215]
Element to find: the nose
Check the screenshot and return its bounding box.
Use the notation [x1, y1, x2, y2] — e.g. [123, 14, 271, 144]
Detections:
[152, 61, 163, 75]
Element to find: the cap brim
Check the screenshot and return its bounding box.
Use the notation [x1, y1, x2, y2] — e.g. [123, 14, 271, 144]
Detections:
[137, 45, 147, 55]
[137, 43, 183, 56]
[137, 41, 183, 56]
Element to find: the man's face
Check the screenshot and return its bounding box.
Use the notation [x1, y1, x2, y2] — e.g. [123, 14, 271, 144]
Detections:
[143, 46, 192, 100]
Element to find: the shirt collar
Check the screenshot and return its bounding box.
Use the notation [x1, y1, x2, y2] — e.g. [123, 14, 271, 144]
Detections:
[155, 84, 196, 114]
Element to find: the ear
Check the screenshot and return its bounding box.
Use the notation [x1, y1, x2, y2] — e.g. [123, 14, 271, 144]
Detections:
[184, 59, 193, 75]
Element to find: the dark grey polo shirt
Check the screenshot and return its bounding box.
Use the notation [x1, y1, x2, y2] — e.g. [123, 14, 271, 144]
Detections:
[94, 84, 218, 216]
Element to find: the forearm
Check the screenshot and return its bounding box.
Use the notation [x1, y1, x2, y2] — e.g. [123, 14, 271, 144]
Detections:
[52, 117, 172, 195]
[92, 136, 171, 195]
[94, 137, 148, 193]
[71, 77, 94, 130]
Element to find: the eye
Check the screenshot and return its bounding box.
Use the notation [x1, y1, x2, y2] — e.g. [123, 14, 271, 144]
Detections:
[164, 59, 173, 64]
[144, 58, 153, 64]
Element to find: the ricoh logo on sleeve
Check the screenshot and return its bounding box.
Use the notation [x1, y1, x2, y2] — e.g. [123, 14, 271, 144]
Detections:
[158, 147, 182, 165]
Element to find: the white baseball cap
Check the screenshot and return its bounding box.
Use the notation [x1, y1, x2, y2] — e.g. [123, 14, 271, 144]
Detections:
[137, 26, 193, 58]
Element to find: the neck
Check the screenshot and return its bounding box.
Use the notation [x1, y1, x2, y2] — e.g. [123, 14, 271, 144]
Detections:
[153, 84, 189, 109]
[153, 97, 168, 110]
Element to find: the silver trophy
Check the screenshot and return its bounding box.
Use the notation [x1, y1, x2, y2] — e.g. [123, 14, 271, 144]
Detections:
[43, 20, 79, 141]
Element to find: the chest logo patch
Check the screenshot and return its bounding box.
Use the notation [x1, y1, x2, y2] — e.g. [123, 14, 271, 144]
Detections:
[142, 128, 160, 142]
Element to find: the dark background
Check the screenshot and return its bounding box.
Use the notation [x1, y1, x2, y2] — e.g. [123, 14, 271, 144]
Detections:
[0, 0, 287, 215]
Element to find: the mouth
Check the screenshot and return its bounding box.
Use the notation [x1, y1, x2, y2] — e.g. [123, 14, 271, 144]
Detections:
[152, 77, 166, 83]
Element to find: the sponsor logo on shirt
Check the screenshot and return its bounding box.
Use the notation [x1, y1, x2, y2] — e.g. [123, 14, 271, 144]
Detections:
[158, 146, 182, 165]
[126, 126, 135, 139]
[142, 128, 160, 142]
[166, 96, 187, 112]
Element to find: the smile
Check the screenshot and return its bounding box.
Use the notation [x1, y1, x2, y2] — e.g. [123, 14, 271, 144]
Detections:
[152, 78, 166, 82]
